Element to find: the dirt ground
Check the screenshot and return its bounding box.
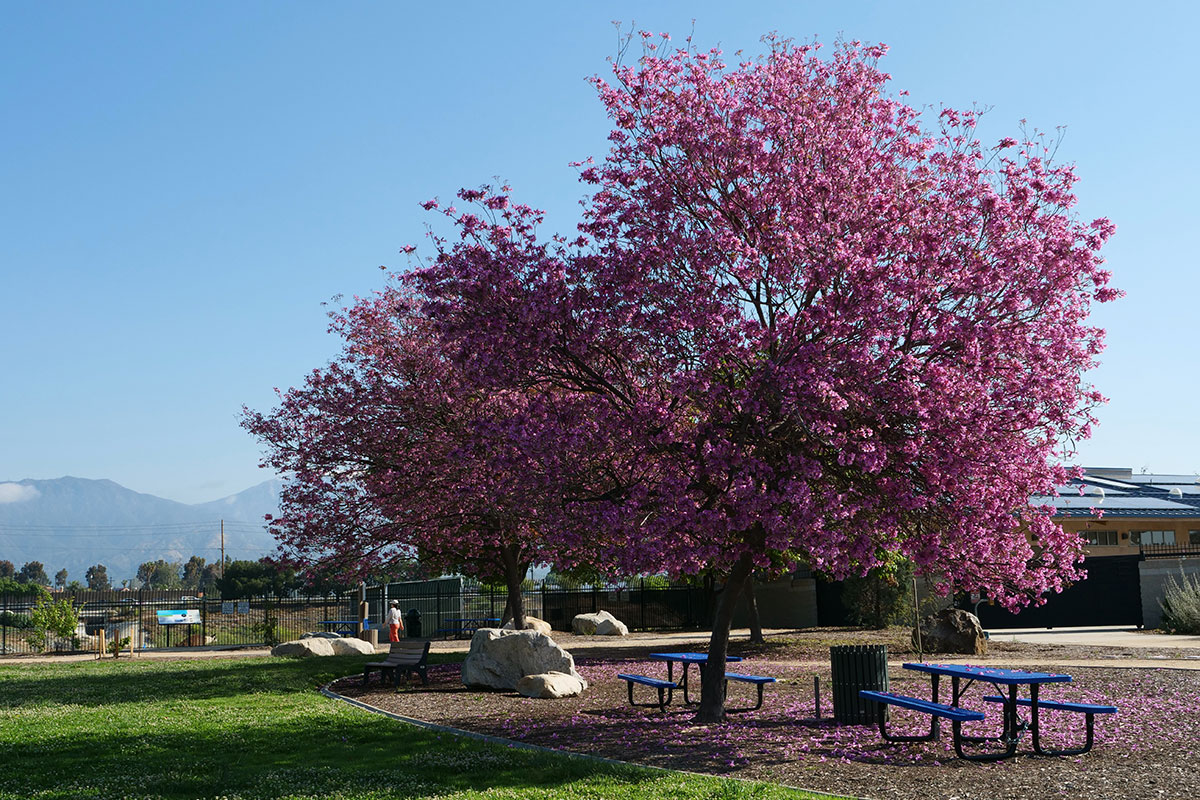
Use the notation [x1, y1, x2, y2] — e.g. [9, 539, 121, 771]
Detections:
[331, 628, 1200, 800]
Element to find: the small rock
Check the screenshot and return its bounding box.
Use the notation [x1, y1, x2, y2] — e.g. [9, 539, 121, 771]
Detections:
[571, 610, 629, 636]
[515, 671, 587, 698]
[913, 608, 987, 655]
[501, 615, 553, 635]
[330, 637, 376, 655]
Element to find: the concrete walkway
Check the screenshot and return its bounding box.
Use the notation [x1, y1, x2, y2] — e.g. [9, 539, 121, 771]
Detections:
[986, 625, 1200, 650]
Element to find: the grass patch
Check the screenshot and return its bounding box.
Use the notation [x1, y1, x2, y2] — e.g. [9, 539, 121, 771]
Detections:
[0, 655, 838, 800]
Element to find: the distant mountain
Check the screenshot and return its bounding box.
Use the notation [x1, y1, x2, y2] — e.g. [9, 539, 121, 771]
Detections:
[0, 477, 282, 584]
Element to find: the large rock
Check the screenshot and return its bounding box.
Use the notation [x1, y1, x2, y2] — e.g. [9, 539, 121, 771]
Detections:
[271, 638, 336, 658]
[571, 610, 628, 636]
[515, 671, 587, 699]
[913, 608, 988, 656]
[461, 629, 585, 690]
[330, 637, 376, 655]
[501, 615, 553, 636]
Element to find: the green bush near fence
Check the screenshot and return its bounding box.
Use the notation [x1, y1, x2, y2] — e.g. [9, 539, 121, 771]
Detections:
[0, 655, 835, 800]
[1160, 571, 1200, 634]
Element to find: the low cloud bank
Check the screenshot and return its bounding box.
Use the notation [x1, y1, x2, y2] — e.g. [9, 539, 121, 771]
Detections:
[0, 483, 39, 504]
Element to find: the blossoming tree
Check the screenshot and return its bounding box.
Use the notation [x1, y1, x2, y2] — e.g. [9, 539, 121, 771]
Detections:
[415, 36, 1117, 721]
[242, 286, 603, 631]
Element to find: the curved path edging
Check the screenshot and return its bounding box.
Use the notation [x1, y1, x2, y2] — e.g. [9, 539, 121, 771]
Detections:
[319, 681, 857, 800]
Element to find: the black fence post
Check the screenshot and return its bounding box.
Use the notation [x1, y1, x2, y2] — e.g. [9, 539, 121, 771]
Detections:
[640, 578, 646, 630]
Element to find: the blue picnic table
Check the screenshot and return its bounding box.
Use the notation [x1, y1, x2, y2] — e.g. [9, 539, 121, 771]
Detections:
[861, 662, 1116, 760]
[647, 651, 742, 705]
[318, 619, 361, 636]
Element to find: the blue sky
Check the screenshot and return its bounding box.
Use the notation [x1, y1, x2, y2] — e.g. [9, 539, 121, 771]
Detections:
[2, 1, 1197, 504]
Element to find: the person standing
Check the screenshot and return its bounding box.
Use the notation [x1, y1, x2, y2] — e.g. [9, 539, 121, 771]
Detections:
[387, 600, 404, 642]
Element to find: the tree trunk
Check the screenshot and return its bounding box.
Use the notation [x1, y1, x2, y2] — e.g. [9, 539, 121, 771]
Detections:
[499, 544, 527, 632]
[744, 575, 764, 644]
[695, 551, 755, 723]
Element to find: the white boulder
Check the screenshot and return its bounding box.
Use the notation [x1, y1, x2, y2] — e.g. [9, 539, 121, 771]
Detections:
[515, 671, 587, 699]
[501, 615, 553, 636]
[571, 610, 628, 636]
[461, 628, 585, 691]
[271, 638, 336, 658]
[330, 637, 376, 655]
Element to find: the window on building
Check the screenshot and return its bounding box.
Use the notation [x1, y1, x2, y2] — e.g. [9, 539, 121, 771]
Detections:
[1190, 530, 1200, 545]
[1083, 530, 1118, 546]
[1130, 530, 1176, 546]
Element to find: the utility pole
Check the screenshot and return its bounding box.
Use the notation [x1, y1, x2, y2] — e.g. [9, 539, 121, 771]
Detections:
[220, 520, 225, 578]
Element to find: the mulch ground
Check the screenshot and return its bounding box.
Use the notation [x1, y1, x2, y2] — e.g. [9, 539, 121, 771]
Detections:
[330, 629, 1200, 800]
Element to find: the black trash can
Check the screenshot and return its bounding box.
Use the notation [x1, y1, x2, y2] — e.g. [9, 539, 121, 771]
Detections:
[830, 644, 889, 725]
[405, 609, 422, 638]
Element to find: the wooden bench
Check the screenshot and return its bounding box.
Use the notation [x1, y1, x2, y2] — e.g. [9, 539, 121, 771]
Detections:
[859, 690, 985, 743]
[983, 695, 1116, 755]
[722, 673, 777, 712]
[617, 673, 678, 711]
[363, 640, 430, 687]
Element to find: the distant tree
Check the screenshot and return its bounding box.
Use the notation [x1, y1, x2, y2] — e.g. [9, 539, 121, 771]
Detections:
[54, 569, 68, 589]
[0, 576, 44, 595]
[199, 561, 223, 593]
[136, 559, 182, 590]
[85, 564, 111, 591]
[181, 556, 208, 592]
[18, 561, 49, 586]
[0, 560, 14, 579]
[215, 559, 298, 598]
[66, 580, 84, 591]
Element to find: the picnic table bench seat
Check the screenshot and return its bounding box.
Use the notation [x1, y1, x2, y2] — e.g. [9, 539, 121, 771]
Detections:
[860, 690, 985, 745]
[981, 695, 1117, 715]
[859, 690, 985, 722]
[617, 673, 678, 711]
[983, 695, 1116, 756]
[363, 640, 430, 687]
[723, 672, 777, 712]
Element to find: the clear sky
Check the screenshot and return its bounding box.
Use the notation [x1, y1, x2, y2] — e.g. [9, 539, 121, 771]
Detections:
[2, 1, 1197, 504]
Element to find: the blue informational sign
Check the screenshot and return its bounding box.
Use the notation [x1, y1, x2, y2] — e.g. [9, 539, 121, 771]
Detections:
[157, 609, 201, 625]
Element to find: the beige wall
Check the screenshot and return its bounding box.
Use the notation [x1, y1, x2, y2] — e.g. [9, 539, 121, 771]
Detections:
[1059, 517, 1200, 556]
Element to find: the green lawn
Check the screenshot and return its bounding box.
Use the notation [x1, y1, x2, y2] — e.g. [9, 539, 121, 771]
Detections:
[0, 655, 839, 800]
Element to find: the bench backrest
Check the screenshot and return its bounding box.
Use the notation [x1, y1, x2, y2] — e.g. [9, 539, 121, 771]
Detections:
[380, 640, 430, 666]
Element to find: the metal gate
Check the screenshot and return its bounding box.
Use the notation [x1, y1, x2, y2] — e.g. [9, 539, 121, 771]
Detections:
[971, 555, 1143, 628]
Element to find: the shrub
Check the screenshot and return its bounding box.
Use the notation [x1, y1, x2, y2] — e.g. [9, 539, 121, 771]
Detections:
[0, 610, 33, 629]
[1160, 571, 1200, 635]
[842, 558, 914, 629]
[28, 593, 82, 652]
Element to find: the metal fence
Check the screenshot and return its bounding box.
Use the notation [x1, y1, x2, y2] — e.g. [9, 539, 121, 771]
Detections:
[2, 577, 716, 655]
[0, 590, 353, 656]
[365, 578, 714, 635]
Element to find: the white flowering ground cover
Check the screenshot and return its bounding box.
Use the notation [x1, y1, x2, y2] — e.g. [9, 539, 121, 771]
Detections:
[0, 655, 837, 800]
